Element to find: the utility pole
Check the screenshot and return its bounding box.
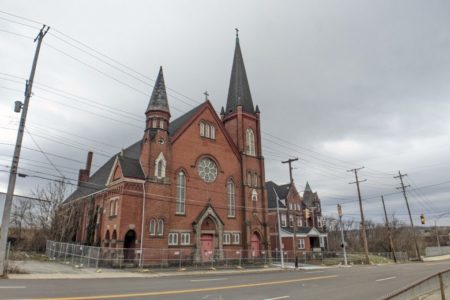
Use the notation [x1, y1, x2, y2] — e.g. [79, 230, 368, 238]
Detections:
[381, 196, 397, 263]
[282, 158, 298, 268]
[394, 171, 421, 260]
[347, 167, 370, 265]
[337, 204, 348, 265]
[0, 25, 50, 276]
[274, 188, 284, 268]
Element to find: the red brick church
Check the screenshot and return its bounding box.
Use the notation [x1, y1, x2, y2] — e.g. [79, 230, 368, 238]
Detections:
[64, 33, 269, 263]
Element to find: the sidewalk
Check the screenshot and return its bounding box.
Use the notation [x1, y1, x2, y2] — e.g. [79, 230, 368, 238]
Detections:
[6, 260, 287, 280]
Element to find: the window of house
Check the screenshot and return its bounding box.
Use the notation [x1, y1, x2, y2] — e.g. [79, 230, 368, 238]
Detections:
[247, 172, 252, 186]
[157, 219, 164, 236]
[297, 217, 302, 227]
[168, 233, 178, 245]
[289, 215, 294, 227]
[232, 233, 240, 244]
[298, 239, 305, 249]
[155, 153, 166, 178]
[289, 203, 293, 211]
[180, 233, 190, 245]
[210, 126, 215, 139]
[227, 179, 235, 217]
[223, 233, 231, 245]
[149, 219, 156, 236]
[320, 237, 325, 248]
[152, 119, 157, 128]
[176, 171, 186, 215]
[159, 119, 165, 129]
[205, 124, 210, 137]
[246, 129, 255, 156]
[281, 214, 287, 227]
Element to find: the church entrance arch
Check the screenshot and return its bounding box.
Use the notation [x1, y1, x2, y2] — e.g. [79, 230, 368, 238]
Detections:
[123, 230, 136, 262]
[193, 204, 224, 262]
[251, 232, 261, 257]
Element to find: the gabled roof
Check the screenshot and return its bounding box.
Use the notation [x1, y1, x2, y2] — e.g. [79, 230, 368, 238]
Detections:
[168, 102, 205, 137]
[225, 34, 254, 115]
[281, 226, 327, 236]
[303, 182, 318, 207]
[118, 156, 145, 180]
[266, 181, 290, 209]
[64, 141, 141, 203]
[146, 67, 170, 115]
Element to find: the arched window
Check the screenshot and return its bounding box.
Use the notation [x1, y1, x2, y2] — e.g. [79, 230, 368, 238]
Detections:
[252, 189, 258, 201]
[253, 173, 258, 187]
[176, 171, 186, 214]
[200, 122, 205, 136]
[157, 219, 164, 236]
[154, 152, 166, 178]
[199, 121, 216, 140]
[205, 124, 210, 137]
[246, 129, 255, 156]
[227, 179, 235, 217]
[149, 219, 156, 236]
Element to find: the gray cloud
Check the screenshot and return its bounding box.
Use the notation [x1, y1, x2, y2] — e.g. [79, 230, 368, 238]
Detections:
[1, 0, 449, 225]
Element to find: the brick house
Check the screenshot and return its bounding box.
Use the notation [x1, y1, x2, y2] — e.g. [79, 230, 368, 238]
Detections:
[63, 34, 269, 264]
[265, 181, 327, 253]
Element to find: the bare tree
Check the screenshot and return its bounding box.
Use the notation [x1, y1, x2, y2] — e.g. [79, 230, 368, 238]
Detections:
[10, 198, 32, 241]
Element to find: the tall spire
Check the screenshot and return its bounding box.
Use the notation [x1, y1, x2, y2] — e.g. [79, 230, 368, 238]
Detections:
[146, 66, 170, 115]
[225, 30, 255, 115]
[305, 182, 312, 193]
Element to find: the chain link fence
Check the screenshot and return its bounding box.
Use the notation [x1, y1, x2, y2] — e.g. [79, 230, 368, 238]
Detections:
[382, 269, 449, 300]
[45, 241, 270, 270]
[46, 241, 407, 271]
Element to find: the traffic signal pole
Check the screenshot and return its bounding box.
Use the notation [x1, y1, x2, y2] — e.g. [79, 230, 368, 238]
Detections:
[0, 25, 49, 276]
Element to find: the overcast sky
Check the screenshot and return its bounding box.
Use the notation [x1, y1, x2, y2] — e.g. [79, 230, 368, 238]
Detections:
[1, 0, 449, 226]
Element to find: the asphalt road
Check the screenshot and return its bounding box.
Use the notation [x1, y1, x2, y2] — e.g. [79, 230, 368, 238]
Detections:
[1, 261, 449, 300]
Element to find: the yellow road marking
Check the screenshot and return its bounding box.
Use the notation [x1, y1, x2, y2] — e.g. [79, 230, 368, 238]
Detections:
[34, 275, 338, 300]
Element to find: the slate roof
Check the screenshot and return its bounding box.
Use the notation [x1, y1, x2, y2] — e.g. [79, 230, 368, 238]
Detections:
[282, 226, 326, 235]
[118, 156, 145, 179]
[225, 35, 255, 115]
[265, 181, 290, 209]
[168, 102, 205, 137]
[146, 67, 170, 115]
[65, 103, 206, 203]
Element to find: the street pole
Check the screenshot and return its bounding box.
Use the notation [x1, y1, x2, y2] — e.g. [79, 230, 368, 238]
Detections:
[337, 204, 348, 266]
[347, 167, 370, 265]
[381, 196, 397, 263]
[282, 157, 298, 268]
[274, 188, 284, 268]
[434, 220, 440, 249]
[0, 25, 49, 276]
[394, 171, 421, 261]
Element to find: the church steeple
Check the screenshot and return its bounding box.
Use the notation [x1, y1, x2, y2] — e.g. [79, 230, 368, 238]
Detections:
[146, 66, 170, 116]
[225, 30, 255, 115]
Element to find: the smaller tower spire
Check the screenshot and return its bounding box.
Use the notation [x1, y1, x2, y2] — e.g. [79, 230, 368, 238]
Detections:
[146, 66, 170, 115]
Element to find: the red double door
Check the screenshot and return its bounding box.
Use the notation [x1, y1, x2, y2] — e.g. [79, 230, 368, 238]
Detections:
[201, 234, 214, 262]
[251, 233, 261, 257]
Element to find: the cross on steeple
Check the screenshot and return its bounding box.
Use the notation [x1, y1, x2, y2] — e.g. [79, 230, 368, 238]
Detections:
[235, 28, 239, 38]
[203, 90, 209, 101]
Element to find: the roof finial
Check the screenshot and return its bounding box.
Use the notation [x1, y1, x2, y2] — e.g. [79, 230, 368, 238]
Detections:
[203, 90, 209, 101]
[235, 27, 239, 38]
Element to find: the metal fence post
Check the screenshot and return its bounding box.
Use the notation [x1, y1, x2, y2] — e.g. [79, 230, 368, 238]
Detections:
[4, 241, 11, 275]
[96, 247, 100, 269]
[179, 251, 182, 270]
[439, 273, 446, 300]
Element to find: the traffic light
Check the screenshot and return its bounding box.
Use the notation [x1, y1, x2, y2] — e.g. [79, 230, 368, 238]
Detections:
[420, 213, 425, 225]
